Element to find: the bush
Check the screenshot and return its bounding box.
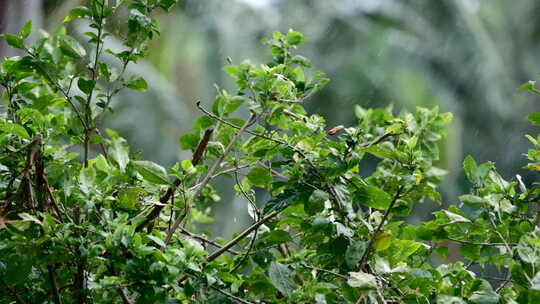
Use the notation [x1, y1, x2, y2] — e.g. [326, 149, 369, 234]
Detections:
[1, 1, 539, 303]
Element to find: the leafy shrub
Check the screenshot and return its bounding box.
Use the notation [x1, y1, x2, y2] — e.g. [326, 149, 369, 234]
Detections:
[1, 1, 540, 303]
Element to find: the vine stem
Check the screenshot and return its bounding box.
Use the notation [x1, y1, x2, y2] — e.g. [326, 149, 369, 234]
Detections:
[358, 185, 404, 270]
[164, 107, 257, 245]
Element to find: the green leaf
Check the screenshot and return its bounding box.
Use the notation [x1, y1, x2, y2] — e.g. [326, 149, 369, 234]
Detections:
[268, 262, 296, 298]
[263, 189, 299, 214]
[59, 36, 86, 58]
[78, 78, 95, 95]
[264, 230, 292, 246]
[443, 210, 471, 224]
[181, 160, 196, 174]
[347, 272, 377, 289]
[126, 76, 148, 91]
[291, 55, 312, 67]
[356, 185, 392, 210]
[518, 80, 540, 95]
[285, 30, 305, 45]
[1, 34, 25, 49]
[459, 194, 484, 206]
[463, 155, 478, 183]
[132, 160, 169, 185]
[180, 133, 200, 150]
[532, 272, 540, 291]
[373, 232, 392, 251]
[305, 190, 328, 215]
[117, 187, 144, 210]
[246, 167, 272, 188]
[63, 7, 92, 22]
[223, 65, 241, 78]
[517, 231, 540, 265]
[436, 296, 466, 304]
[345, 240, 367, 268]
[79, 167, 96, 194]
[20, 21, 32, 39]
[159, 0, 179, 11]
[0, 122, 30, 139]
[147, 234, 166, 248]
[469, 280, 500, 304]
[18, 213, 42, 225]
[106, 129, 130, 171]
[527, 112, 540, 126]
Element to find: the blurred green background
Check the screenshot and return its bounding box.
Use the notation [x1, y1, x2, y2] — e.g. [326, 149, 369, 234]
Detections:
[2, 0, 539, 235]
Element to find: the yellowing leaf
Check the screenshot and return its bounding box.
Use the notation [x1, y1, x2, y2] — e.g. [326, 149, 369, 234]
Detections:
[529, 163, 540, 171]
[373, 231, 392, 251]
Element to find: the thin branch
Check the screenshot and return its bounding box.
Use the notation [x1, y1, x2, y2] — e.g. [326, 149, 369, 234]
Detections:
[230, 169, 259, 273]
[135, 128, 214, 232]
[197, 101, 347, 216]
[206, 210, 279, 262]
[178, 226, 240, 255]
[361, 132, 394, 147]
[188, 163, 254, 191]
[447, 237, 516, 247]
[300, 263, 348, 280]
[358, 185, 404, 270]
[209, 285, 256, 304]
[165, 111, 257, 245]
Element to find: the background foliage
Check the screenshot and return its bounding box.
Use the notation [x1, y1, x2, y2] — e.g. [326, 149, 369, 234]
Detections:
[1, 1, 540, 303]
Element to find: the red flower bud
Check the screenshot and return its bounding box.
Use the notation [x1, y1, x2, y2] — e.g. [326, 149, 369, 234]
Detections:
[327, 125, 344, 136]
[283, 109, 293, 115]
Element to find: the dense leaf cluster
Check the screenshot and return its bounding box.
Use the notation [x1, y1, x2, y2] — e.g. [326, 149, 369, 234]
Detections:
[1, 1, 540, 303]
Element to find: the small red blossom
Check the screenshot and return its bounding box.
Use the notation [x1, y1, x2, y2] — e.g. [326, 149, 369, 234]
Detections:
[327, 125, 344, 136]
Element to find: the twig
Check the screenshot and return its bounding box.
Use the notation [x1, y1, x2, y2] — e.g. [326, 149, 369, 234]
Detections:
[188, 163, 254, 191]
[209, 285, 256, 304]
[230, 169, 260, 273]
[197, 102, 347, 216]
[447, 237, 516, 247]
[206, 210, 279, 262]
[165, 111, 257, 245]
[178, 226, 240, 255]
[361, 132, 394, 147]
[135, 128, 214, 232]
[358, 185, 404, 270]
[118, 288, 134, 304]
[300, 263, 348, 280]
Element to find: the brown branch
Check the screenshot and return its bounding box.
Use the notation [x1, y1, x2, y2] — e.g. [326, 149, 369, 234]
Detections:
[177, 209, 281, 285]
[165, 112, 257, 244]
[206, 210, 279, 262]
[446, 237, 517, 247]
[178, 226, 240, 255]
[135, 128, 214, 232]
[361, 132, 394, 147]
[300, 263, 348, 280]
[47, 265, 64, 304]
[197, 102, 347, 217]
[209, 285, 256, 304]
[358, 185, 404, 270]
[118, 288, 134, 304]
